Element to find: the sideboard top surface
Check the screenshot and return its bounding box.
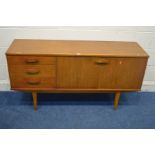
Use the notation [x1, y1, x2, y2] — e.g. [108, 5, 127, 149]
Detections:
[6, 39, 149, 57]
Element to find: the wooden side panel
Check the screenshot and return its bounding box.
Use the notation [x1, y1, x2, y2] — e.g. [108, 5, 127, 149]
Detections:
[57, 57, 147, 90]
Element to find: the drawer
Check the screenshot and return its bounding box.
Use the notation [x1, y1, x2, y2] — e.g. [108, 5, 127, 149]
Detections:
[7, 56, 56, 65]
[10, 76, 56, 89]
[9, 65, 56, 77]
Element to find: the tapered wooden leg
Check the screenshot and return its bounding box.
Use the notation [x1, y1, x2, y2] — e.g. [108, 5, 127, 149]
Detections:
[32, 92, 37, 110]
[114, 92, 121, 110]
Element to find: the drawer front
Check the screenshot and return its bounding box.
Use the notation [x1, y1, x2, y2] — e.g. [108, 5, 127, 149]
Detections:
[9, 65, 56, 77]
[10, 76, 56, 89]
[7, 56, 56, 65]
[57, 57, 147, 90]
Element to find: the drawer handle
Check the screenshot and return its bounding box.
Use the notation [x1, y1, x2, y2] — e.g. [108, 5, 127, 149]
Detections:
[26, 69, 40, 75]
[27, 80, 41, 85]
[95, 59, 109, 65]
[25, 59, 39, 64]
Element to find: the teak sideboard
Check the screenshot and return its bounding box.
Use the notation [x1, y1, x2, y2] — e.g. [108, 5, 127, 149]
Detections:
[6, 39, 149, 110]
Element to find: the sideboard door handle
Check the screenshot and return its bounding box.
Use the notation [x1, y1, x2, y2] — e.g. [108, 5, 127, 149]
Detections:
[25, 59, 39, 64]
[26, 69, 40, 75]
[95, 59, 109, 65]
[27, 80, 41, 85]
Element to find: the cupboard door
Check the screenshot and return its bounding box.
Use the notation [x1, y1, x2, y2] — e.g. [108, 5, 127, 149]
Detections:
[97, 57, 147, 89]
[57, 57, 99, 88]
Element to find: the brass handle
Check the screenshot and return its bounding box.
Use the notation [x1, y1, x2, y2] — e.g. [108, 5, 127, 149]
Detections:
[26, 69, 40, 75]
[95, 59, 109, 65]
[27, 80, 40, 85]
[25, 59, 39, 64]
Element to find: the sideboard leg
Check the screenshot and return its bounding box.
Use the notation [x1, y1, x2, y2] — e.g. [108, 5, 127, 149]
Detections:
[32, 92, 37, 111]
[114, 92, 121, 110]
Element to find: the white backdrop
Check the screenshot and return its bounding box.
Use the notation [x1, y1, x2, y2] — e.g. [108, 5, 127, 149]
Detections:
[0, 26, 155, 91]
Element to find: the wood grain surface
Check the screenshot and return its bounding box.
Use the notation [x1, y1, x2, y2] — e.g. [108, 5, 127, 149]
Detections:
[6, 39, 149, 57]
